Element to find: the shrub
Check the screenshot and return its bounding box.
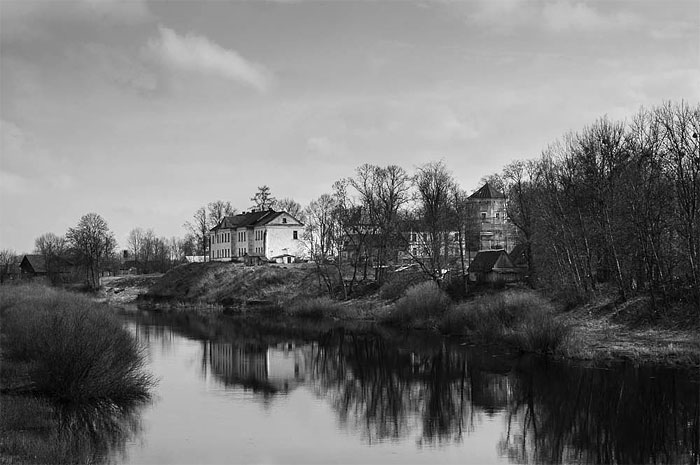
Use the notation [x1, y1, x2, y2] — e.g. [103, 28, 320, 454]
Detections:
[439, 289, 571, 354]
[287, 296, 341, 319]
[1, 284, 154, 404]
[379, 271, 427, 301]
[382, 281, 451, 326]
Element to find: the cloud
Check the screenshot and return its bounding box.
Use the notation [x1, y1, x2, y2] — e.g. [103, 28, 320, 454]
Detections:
[438, 0, 643, 35]
[1, 0, 153, 40]
[541, 1, 641, 32]
[144, 25, 273, 93]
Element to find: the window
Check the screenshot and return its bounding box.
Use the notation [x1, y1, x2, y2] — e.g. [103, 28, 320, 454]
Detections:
[293, 231, 298, 240]
[495, 212, 500, 219]
[282, 217, 287, 224]
[481, 212, 487, 220]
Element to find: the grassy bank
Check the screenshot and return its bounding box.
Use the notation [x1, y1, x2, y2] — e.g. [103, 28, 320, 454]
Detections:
[144, 261, 322, 307]
[0, 284, 153, 464]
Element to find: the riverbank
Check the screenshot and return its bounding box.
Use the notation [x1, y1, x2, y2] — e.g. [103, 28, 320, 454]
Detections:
[106, 263, 700, 367]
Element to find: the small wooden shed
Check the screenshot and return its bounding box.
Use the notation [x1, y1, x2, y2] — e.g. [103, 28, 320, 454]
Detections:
[468, 250, 520, 284]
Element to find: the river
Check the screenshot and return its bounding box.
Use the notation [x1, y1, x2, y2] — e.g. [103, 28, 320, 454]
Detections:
[96, 309, 699, 464]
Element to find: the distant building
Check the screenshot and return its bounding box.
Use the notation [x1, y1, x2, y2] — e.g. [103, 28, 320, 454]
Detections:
[467, 183, 518, 253]
[208, 209, 305, 263]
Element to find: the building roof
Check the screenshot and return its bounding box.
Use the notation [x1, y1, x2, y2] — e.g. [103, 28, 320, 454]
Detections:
[509, 244, 528, 267]
[467, 250, 516, 273]
[19, 255, 75, 274]
[469, 182, 505, 200]
[211, 209, 303, 232]
[211, 210, 276, 231]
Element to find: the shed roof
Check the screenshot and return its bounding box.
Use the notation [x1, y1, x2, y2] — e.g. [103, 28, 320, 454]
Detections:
[469, 182, 505, 200]
[21, 254, 46, 273]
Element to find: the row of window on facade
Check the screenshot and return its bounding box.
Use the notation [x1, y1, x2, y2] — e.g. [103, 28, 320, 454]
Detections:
[214, 249, 231, 259]
[213, 230, 299, 246]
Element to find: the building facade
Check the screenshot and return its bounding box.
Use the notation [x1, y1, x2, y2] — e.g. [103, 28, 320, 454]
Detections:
[208, 209, 305, 263]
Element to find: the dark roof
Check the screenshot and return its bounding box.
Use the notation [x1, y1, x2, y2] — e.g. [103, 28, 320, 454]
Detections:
[20, 254, 46, 273]
[469, 182, 505, 200]
[21, 254, 75, 274]
[211, 209, 303, 231]
[211, 210, 276, 231]
[468, 250, 515, 273]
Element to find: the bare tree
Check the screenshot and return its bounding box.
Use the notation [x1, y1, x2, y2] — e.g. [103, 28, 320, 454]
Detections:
[127, 227, 145, 262]
[184, 207, 208, 258]
[66, 213, 116, 289]
[350, 164, 411, 284]
[0, 248, 18, 283]
[34, 232, 68, 283]
[304, 194, 341, 295]
[412, 161, 457, 284]
[208, 200, 236, 227]
[275, 197, 304, 221]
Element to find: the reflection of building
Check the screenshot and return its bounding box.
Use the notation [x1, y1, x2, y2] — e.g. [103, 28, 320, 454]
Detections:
[208, 341, 315, 394]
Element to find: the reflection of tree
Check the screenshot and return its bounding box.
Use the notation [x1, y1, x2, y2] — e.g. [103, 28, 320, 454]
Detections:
[311, 330, 493, 445]
[499, 357, 700, 464]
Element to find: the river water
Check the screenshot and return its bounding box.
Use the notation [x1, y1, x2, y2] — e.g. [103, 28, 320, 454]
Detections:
[99, 309, 698, 464]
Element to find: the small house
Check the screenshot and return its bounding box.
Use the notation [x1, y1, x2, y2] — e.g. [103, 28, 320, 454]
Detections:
[467, 250, 520, 284]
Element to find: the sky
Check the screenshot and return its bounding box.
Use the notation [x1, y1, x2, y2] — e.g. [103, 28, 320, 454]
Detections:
[1, 0, 698, 253]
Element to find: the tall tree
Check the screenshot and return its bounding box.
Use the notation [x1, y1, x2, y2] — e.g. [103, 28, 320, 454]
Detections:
[413, 161, 457, 283]
[127, 227, 145, 262]
[184, 207, 208, 257]
[208, 200, 236, 227]
[66, 213, 116, 289]
[275, 197, 304, 221]
[350, 164, 411, 283]
[34, 232, 68, 283]
[0, 249, 18, 283]
[304, 194, 340, 295]
[251, 185, 276, 211]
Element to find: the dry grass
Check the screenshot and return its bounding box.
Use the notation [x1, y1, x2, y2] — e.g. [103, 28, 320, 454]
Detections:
[559, 306, 700, 365]
[146, 262, 321, 307]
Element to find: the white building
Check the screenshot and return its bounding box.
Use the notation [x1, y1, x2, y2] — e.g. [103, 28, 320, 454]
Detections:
[208, 209, 305, 263]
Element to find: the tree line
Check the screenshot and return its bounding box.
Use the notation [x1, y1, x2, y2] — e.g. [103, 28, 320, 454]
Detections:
[495, 101, 699, 307]
[302, 101, 699, 309]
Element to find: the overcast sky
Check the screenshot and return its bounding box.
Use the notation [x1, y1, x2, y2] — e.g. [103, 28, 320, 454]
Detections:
[1, 0, 698, 253]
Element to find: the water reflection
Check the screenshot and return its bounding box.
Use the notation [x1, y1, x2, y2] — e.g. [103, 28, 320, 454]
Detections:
[49, 400, 145, 464]
[128, 310, 699, 464]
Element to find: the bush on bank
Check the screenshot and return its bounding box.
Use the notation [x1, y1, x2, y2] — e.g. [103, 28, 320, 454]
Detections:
[1, 284, 153, 403]
[382, 281, 451, 326]
[440, 290, 571, 354]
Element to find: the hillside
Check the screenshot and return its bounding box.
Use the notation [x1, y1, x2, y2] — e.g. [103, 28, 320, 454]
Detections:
[144, 261, 323, 307]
